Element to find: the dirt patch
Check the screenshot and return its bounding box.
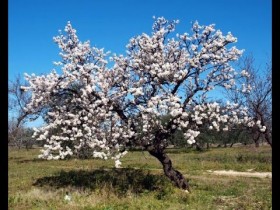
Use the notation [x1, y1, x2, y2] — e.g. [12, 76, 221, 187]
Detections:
[207, 170, 271, 178]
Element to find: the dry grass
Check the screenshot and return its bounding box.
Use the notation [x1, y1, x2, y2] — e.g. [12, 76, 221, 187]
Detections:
[9, 145, 272, 209]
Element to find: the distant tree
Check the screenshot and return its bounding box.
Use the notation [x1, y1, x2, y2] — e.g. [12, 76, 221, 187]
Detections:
[8, 118, 35, 149]
[21, 17, 263, 191]
[224, 55, 272, 147]
[8, 75, 37, 148]
[9, 74, 33, 126]
[8, 118, 24, 148]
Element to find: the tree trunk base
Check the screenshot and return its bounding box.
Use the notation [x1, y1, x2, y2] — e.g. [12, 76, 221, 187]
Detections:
[148, 150, 190, 191]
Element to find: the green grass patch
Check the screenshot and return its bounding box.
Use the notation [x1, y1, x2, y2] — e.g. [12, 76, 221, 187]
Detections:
[9, 145, 271, 209]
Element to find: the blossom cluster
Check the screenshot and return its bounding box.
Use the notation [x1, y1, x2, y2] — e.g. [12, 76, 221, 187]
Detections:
[23, 17, 261, 166]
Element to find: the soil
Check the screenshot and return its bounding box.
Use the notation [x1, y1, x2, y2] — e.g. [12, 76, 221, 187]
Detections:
[206, 170, 271, 178]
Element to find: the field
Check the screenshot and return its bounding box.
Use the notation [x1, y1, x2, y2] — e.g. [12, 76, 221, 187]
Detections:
[9, 145, 271, 210]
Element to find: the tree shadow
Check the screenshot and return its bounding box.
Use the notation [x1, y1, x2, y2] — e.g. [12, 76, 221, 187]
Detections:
[33, 168, 169, 196]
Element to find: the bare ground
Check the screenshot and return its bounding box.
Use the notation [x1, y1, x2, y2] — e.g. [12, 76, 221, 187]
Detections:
[206, 170, 271, 178]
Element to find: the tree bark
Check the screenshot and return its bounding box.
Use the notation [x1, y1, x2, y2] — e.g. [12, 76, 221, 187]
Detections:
[148, 150, 190, 191]
[252, 131, 261, 148]
[255, 141, 260, 147]
[195, 143, 203, 151]
[264, 129, 272, 147]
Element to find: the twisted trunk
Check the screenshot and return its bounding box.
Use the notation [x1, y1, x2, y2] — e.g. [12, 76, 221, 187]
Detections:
[148, 150, 190, 191]
[264, 129, 272, 147]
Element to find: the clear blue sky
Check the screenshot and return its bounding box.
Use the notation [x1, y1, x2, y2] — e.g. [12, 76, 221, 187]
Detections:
[8, 0, 271, 127]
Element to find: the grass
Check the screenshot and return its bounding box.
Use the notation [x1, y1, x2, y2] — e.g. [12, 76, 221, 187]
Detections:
[9, 145, 271, 209]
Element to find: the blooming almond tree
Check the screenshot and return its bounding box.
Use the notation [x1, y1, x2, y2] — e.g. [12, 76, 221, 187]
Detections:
[225, 55, 272, 147]
[22, 17, 264, 191]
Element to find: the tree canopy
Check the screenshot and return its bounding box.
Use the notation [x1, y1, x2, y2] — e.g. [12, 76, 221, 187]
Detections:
[21, 17, 265, 190]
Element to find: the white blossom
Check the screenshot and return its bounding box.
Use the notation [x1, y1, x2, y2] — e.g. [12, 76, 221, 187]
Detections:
[21, 18, 256, 167]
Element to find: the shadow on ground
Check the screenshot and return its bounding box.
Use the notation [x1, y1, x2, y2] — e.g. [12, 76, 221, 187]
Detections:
[33, 168, 169, 195]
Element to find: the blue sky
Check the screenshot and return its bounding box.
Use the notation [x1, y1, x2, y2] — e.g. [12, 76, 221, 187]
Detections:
[9, 0, 271, 127]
